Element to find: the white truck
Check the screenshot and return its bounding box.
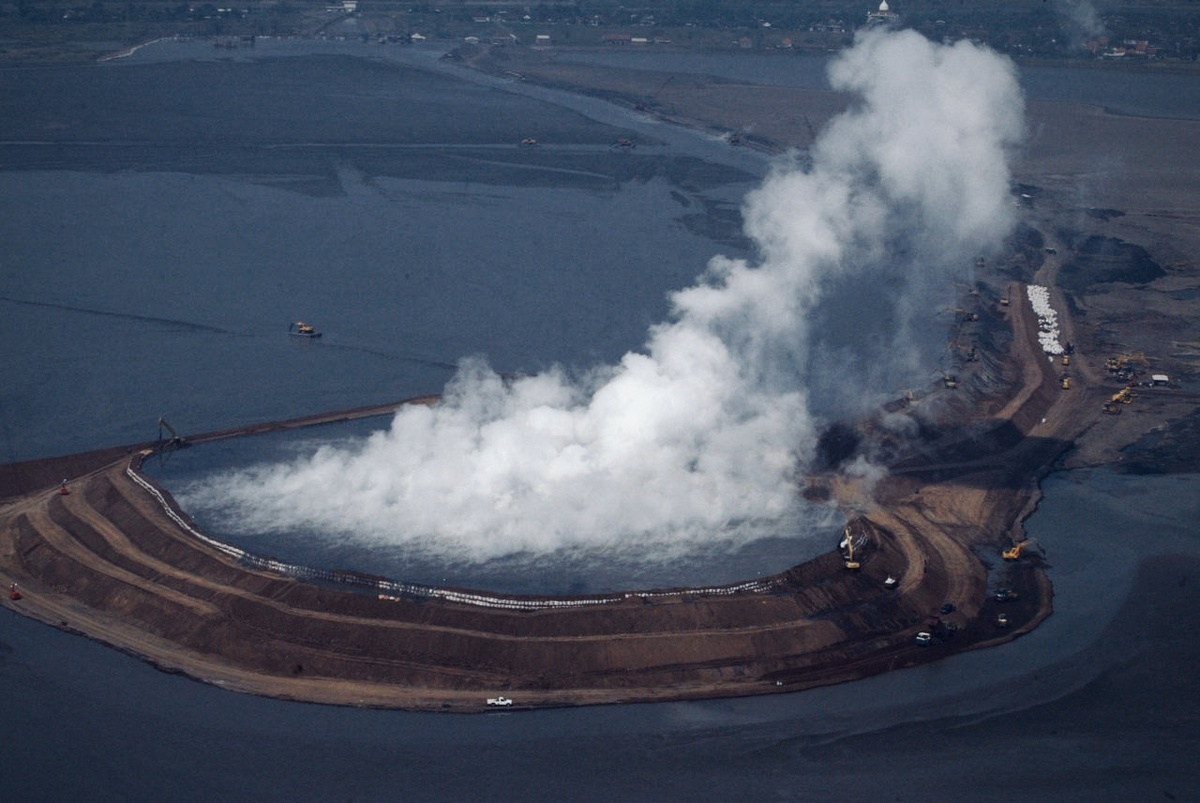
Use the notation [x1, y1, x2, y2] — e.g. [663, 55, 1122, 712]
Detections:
[486, 696, 513, 707]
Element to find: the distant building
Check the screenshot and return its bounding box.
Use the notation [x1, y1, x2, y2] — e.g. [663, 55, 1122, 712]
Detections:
[867, 0, 899, 25]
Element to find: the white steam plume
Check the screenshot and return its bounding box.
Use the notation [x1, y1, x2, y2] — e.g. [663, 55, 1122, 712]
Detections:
[184, 30, 1025, 563]
[1055, 0, 1107, 49]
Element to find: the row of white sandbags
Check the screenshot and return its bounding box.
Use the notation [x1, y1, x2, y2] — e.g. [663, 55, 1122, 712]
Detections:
[1027, 284, 1064, 355]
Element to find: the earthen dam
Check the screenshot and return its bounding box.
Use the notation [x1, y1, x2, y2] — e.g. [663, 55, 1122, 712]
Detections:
[0, 281, 1084, 712]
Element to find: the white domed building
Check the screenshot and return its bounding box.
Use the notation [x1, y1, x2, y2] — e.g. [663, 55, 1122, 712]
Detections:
[867, 0, 899, 25]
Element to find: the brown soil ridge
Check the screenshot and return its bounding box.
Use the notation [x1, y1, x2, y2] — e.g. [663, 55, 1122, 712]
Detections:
[0, 279, 1089, 712]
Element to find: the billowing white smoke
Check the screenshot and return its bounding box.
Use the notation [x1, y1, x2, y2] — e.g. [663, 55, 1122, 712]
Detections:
[1055, 0, 1107, 49]
[184, 30, 1024, 563]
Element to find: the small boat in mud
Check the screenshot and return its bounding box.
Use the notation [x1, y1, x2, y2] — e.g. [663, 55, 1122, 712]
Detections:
[289, 321, 322, 338]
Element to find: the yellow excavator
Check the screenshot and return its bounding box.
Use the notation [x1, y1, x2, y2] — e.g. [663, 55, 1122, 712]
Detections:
[841, 524, 862, 571]
[157, 416, 184, 449]
[943, 307, 980, 323]
[1106, 352, 1150, 370]
[1002, 538, 1036, 561]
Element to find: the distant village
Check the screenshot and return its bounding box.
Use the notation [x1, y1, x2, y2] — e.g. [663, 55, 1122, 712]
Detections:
[2, 0, 1198, 65]
[308, 0, 1197, 64]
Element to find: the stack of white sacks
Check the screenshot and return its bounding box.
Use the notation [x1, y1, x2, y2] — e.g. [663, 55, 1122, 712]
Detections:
[1027, 284, 1064, 355]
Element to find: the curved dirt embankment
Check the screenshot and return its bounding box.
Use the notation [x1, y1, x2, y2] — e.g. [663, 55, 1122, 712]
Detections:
[0, 272, 1086, 711]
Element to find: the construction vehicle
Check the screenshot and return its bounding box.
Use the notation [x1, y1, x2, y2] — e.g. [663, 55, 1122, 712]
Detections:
[1112, 387, 1136, 405]
[157, 416, 185, 449]
[9, 582, 21, 601]
[843, 539, 860, 571]
[1060, 376, 1071, 390]
[1002, 539, 1036, 561]
[840, 524, 862, 571]
[1062, 354, 1070, 366]
[949, 340, 979, 363]
[1105, 353, 1150, 381]
[994, 612, 1010, 628]
[931, 372, 960, 388]
[884, 387, 920, 414]
[1102, 401, 1122, 415]
[943, 307, 980, 323]
[1107, 352, 1149, 369]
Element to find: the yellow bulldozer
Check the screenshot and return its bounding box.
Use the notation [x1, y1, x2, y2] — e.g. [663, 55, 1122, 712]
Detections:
[1002, 539, 1036, 561]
